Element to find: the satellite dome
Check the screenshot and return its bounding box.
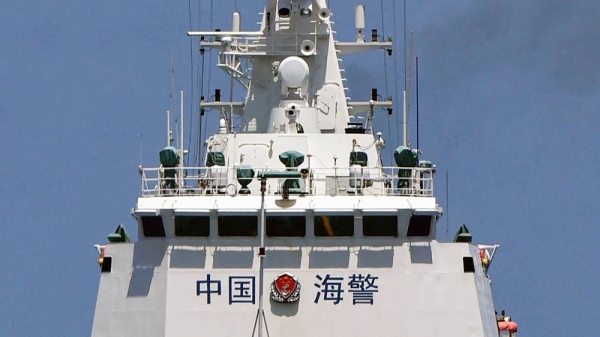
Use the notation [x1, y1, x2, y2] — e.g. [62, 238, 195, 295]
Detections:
[278, 56, 309, 89]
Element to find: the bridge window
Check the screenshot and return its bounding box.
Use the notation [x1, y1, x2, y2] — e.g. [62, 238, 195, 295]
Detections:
[175, 216, 210, 237]
[267, 216, 306, 237]
[463, 256, 475, 273]
[363, 215, 398, 237]
[407, 215, 432, 237]
[142, 216, 166, 237]
[218, 216, 258, 237]
[101, 257, 112, 273]
[314, 215, 354, 237]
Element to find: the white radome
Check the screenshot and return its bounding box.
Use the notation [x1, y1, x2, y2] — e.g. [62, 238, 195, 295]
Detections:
[278, 56, 309, 89]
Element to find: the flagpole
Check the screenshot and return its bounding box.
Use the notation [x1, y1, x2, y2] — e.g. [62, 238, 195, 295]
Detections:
[258, 176, 266, 337]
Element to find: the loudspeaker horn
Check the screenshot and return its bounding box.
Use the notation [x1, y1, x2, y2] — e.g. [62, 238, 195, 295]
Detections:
[318, 8, 331, 20]
[300, 40, 316, 56]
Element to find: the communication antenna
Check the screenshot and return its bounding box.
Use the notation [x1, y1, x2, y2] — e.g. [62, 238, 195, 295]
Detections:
[391, 0, 400, 145]
[180, 91, 185, 188]
[403, 0, 407, 90]
[140, 134, 144, 166]
[229, 11, 240, 132]
[170, 40, 175, 125]
[403, 31, 414, 147]
[180, 91, 184, 161]
[167, 111, 173, 146]
[445, 171, 450, 241]
[355, 5, 366, 43]
[407, 31, 414, 118]
[416, 56, 420, 151]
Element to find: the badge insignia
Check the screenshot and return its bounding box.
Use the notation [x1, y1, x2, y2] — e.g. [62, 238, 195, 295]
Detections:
[270, 272, 301, 303]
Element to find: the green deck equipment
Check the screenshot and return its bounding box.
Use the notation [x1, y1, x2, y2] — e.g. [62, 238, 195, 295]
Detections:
[107, 224, 131, 243]
[206, 151, 226, 167]
[237, 166, 255, 195]
[349, 151, 368, 166]
[159, 147, 180, 189]
[279, 150, 305, 192]
[454, 224, 473, 243]
[394, 146, 418, 188]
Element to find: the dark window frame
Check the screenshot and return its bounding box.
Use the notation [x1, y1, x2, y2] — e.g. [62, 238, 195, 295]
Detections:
[407, 215, 432, 237]
[141, 216, 166, 237]
[314, 214, 355, 237]
[174, 215, 210, 237]
[101, 257, 112, 273]
[266, 215, 306, 237]
[463, 256, 475, 273]
[218, 215, 259, 237]
[363, 215, 398, 237]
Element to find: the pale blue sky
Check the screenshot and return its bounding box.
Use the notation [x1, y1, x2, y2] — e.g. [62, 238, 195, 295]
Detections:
[1, 0, 599, 336]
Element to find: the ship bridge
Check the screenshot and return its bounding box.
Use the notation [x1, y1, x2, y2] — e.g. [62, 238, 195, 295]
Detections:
[91, 0, 508, 336]
[92, 148, 500, 337]
[93, 194, 499, 337]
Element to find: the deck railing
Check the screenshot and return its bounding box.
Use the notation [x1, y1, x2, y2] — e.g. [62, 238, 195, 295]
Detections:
[139, 166, 435, 198]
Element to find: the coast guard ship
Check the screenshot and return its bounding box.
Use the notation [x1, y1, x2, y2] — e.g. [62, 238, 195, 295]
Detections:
[91, 1, 519, 336]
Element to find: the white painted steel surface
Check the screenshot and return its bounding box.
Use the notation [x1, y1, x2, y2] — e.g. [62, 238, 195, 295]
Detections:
[92, 242, 499, 337]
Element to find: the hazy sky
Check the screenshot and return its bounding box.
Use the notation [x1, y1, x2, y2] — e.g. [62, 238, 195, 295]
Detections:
[1, 0, 598, 336]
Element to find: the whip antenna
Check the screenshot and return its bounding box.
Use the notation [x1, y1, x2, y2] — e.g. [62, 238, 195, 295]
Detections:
[416, 56, 420, 151]
[446, 171, 450, 241]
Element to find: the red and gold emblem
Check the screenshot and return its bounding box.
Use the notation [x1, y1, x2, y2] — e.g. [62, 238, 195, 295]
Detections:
[270, 272, 300, 303]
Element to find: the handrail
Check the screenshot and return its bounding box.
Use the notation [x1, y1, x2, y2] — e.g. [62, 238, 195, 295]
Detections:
[139, 166, 435, 198]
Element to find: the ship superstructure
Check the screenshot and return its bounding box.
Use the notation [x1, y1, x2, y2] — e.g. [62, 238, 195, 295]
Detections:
[91, 1, 518, 336]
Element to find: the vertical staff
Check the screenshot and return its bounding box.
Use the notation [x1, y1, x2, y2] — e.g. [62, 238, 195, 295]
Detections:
[258, 176, 266, 337]
[255, 171, 300, 337]
[180, 91, 185, 189]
